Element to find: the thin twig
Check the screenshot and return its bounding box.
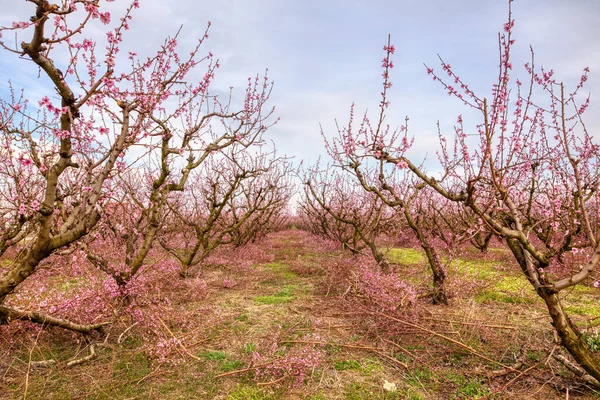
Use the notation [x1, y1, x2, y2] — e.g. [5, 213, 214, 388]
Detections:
[424, 317, 518, 330]
[117, 321, 139, 344]
[378, 336, 422, 363]
[499, 363, 539, 390]
[280, 340, 384, 351]
[372, 350, 408, 369]
[369, 311, 520, 373]
[156, 315, 202, 361]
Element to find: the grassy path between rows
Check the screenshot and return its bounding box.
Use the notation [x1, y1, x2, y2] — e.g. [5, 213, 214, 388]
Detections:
[2, 230, 600, 399]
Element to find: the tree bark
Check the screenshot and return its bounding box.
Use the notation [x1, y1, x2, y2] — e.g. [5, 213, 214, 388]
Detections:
[0, 305, 110, 333]
[507, 242, 600, 382]
[403, 207, 448, 305]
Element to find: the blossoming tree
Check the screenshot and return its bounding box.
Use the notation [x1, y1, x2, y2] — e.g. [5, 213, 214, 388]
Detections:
[332, 0, 600, 383]
[0, 0, 275, 331]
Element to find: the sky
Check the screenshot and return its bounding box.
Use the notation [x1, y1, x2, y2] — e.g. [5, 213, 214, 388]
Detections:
[1, 0, 599, 168]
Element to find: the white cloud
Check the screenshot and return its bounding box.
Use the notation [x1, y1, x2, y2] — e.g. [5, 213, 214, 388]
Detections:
[0, 0, 598, 168]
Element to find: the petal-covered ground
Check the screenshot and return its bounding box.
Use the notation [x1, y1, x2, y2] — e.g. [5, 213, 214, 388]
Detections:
[1, 229, 597, 399]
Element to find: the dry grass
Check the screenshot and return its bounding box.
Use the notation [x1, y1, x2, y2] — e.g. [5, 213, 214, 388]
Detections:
[1, 230, 600, 399]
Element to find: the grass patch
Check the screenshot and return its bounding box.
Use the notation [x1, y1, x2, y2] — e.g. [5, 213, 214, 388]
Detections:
[198, 350, 243, 372]
[254, 285, 296, 305]
[445, 372, 490, 399]
[475, 289, 533, 304]
[452, 259, 500, 280]
[266, 261, 300, 280]
[199, 350, 228, 361]
[263, 262, 287, 270]
[387, 248, 424, 265]
[455, 379, 491, 399]
[334, 359, 362, 371]
[219, 359, 244, 372]
[228, 384, 278, 400]
[565, 303, 600, 318]
[407, 367, 433, 385]
[113, 352, 151, 381]
[243, 342, 257, 354]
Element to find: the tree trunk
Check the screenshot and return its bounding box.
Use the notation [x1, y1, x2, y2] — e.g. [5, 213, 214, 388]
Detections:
[0, 245, 50, 303]
[540, 290, 600, 381]
[507, 241, 600, 382]
[403, 208, 448, 304]
[0, 305, 109, 333]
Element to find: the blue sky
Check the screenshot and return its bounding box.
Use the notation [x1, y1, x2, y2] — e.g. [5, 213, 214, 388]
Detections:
[1, 0, 599, 166]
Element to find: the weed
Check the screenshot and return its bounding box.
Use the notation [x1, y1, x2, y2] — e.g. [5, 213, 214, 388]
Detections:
[361, 359, 385, 374]
[407, 367, 433, 384]
[235, 313, 250, 322]
[526, 350, 541, 362]
[244, 342, 257, 354]
[254, 285, 296, 304]
[220, 359, 244, 372]
[394, 352, 411, 363]
[334, 359, 362, 371]
[455, 379, 490, 399]
[228, 384, 278, 400]
[199, 350, 228, 361]
[584, 331, 600, 352]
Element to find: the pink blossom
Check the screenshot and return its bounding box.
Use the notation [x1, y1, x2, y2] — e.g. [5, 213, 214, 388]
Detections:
[11, 21, 30, 29]
[396, 160, 408, 169]
[383, 44, 395, 54]
[99, 12, 111, 25]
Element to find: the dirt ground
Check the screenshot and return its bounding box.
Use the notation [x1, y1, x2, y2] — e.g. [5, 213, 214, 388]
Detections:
[2, 229, 600, 399]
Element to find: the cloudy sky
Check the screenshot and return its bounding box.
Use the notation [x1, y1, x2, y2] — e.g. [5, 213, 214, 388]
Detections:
[1, 0, 599, 167]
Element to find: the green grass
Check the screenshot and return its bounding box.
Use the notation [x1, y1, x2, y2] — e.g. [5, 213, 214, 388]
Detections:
[228, 384, 278, 400]
[260, 261, 300, 281]
[111, 351, 151, 392]
[263, 261, 287, 269]
[387, 248, 424, 265]
[334, 359, 362, 371]
[243, 342, 257, 354]
[254, 285, 296, 305]
[407, 367, 433, 385]
[455, 379, 491, 399]
[219, 359, 244, 372]
[475, 289, 534, 304]
[197, 350, 243, 372]
[452, 259, 501, 280]
[199, 350, 228, 361]
[444, 372, 490, 399]
[565, 303, 600, 318]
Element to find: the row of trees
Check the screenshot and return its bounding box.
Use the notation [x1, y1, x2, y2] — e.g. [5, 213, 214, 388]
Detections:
[2, 0, 600, 389]
[299, 1, 600, 383]
[0, 0, 290, 330]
